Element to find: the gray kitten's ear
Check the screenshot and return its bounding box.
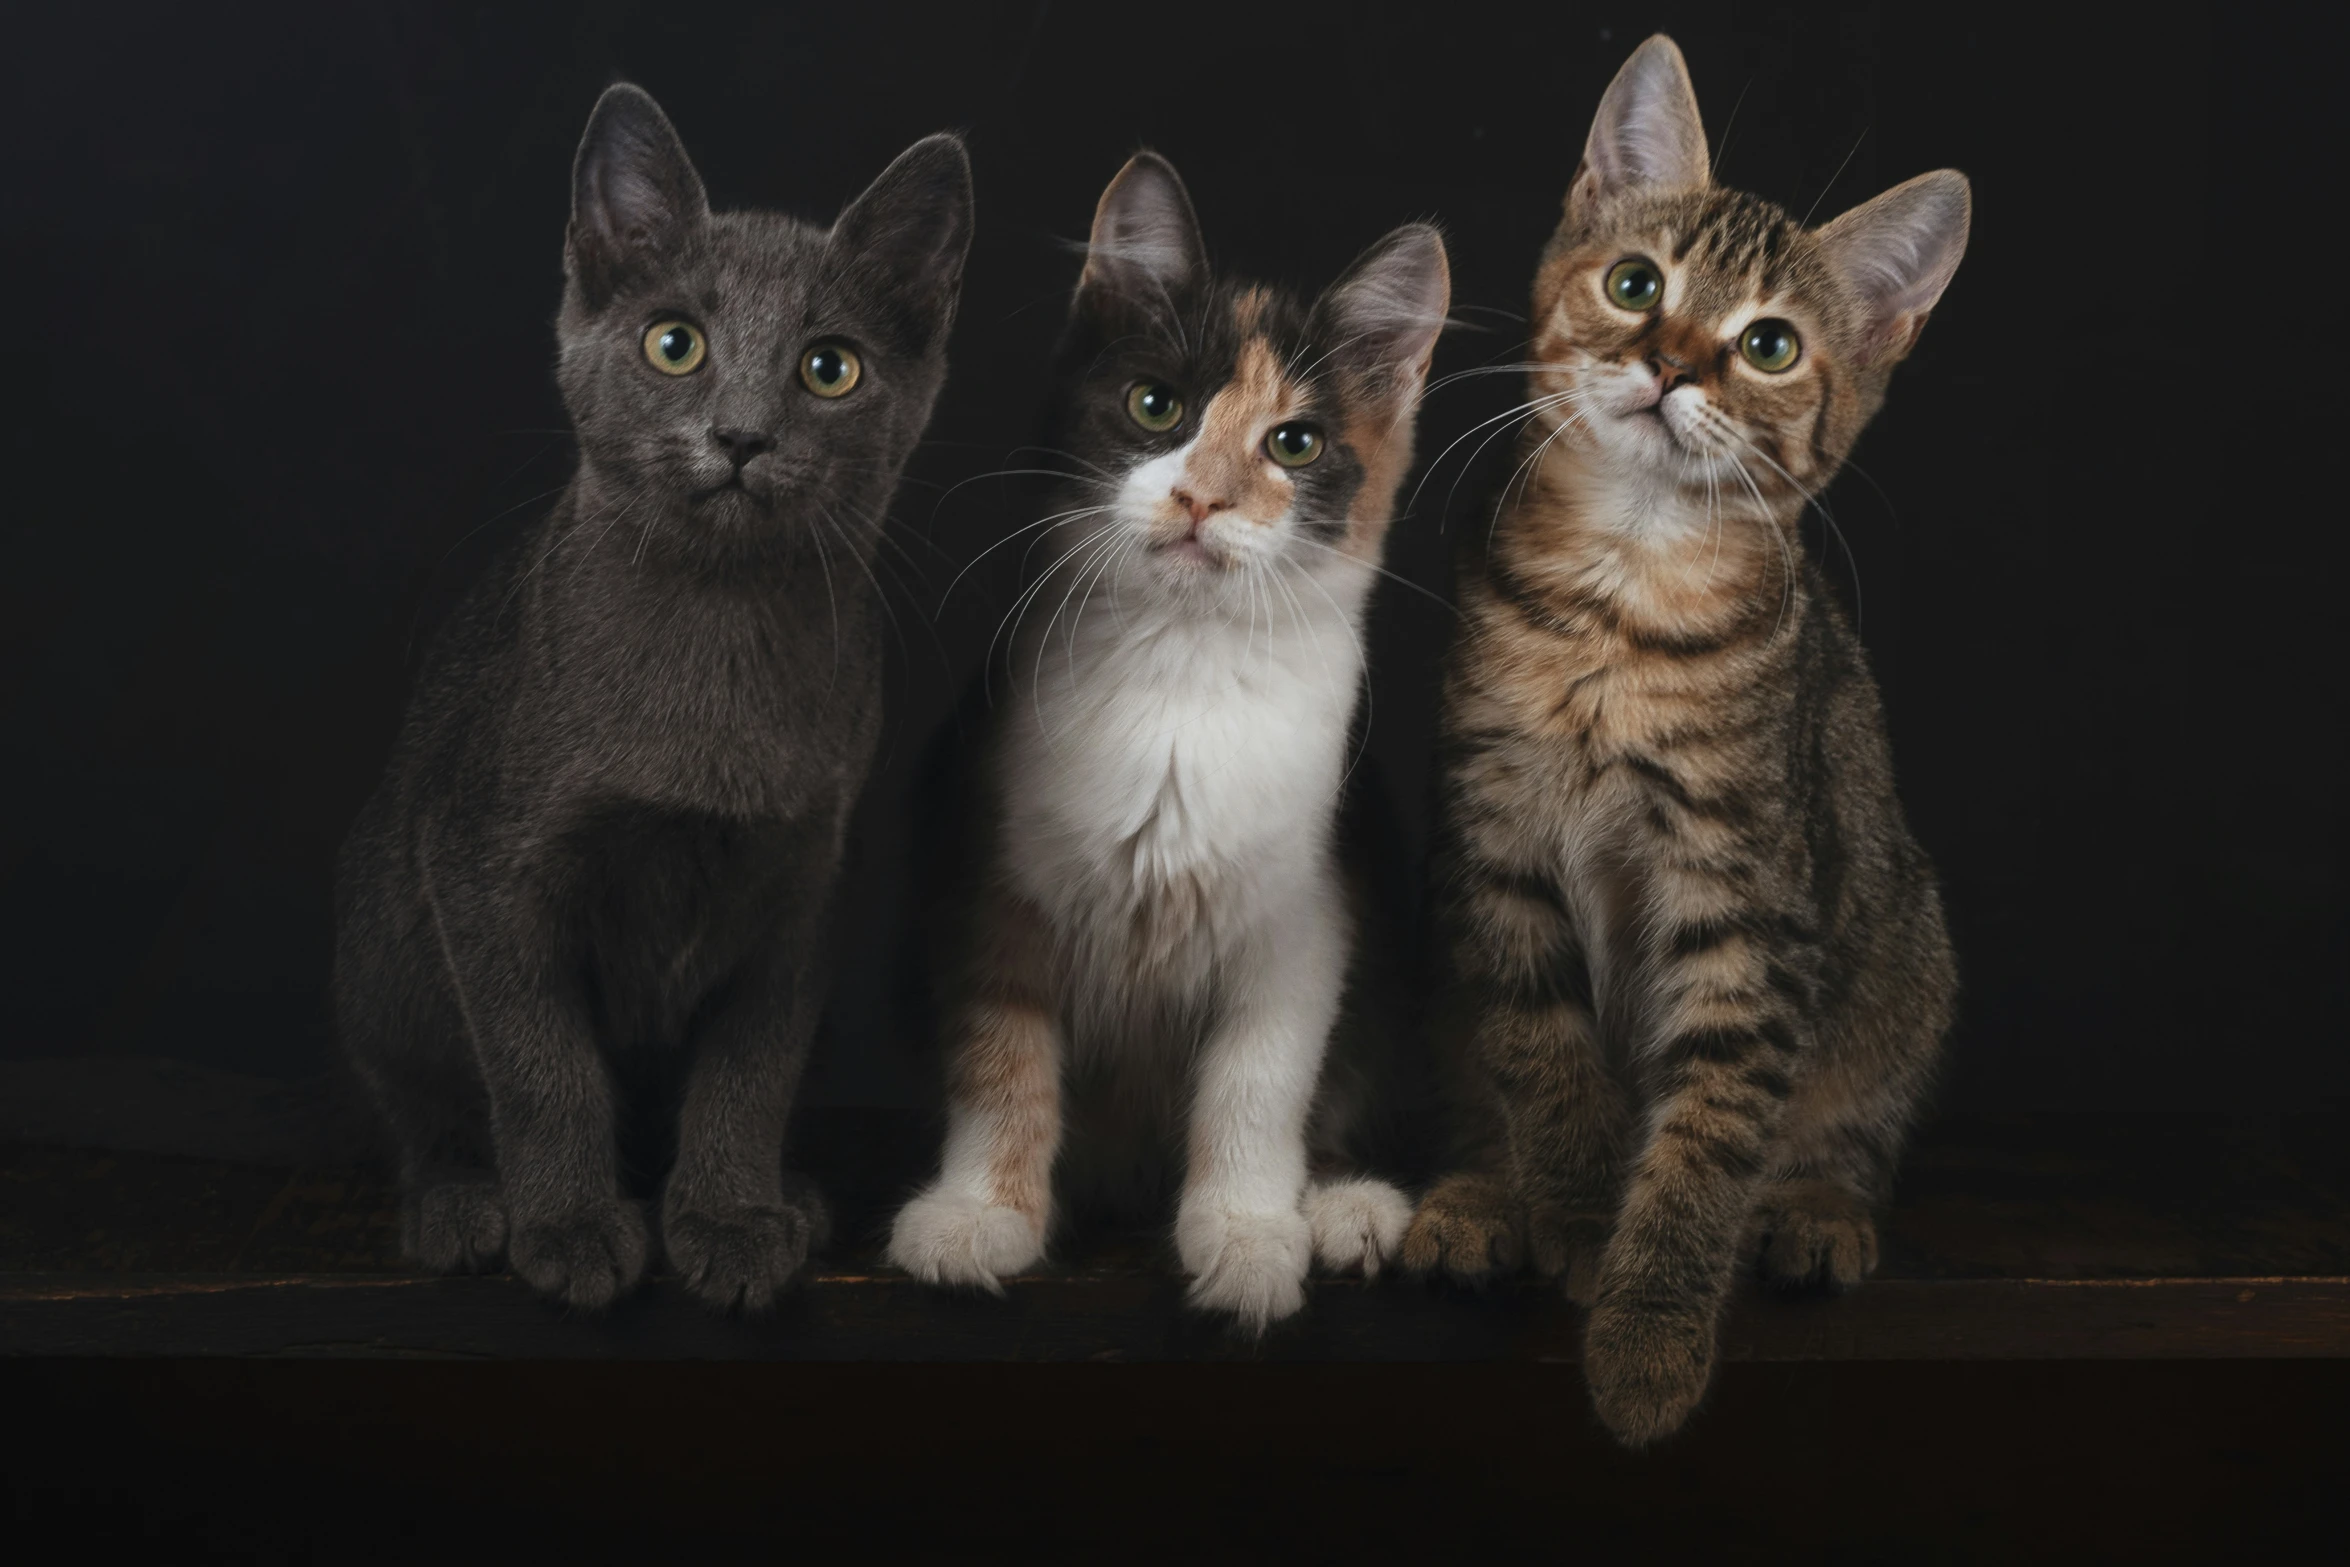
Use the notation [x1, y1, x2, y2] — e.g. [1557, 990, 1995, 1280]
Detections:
[1568, 35, 1710, 221]
[1077, 152, 1208, 310]
[1815, 170, 1972, 365]
[1312, 223, 1452, 411]
[567, 84, 710, 302]
[829, 133, 975, 343]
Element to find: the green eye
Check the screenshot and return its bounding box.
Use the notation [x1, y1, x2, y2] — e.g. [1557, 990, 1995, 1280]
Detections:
[1127, 381, 1184, 432]
[1266, 423, 1322, 468]
[1605, 259, 1662, 312]
[799, 343, 861, 398]
[643, 320, 706, 375]
[1739, 319, 1800, 373]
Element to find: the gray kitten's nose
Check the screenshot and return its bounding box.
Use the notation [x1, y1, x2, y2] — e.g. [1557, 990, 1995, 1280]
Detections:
[709, 427, 772, 467]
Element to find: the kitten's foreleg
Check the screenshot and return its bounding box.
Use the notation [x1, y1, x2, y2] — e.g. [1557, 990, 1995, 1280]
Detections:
[663, 939, 829, 1313]
[435, 888, 646, 1311]
[1404, 861, 1625, 1294]
[888, 892, 1061, 1292]
[1175, 890, 1346, 1334]
[1583, 899, 1806, 1446]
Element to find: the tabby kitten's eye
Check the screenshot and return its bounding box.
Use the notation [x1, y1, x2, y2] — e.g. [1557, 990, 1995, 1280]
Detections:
[1739, 320, 1801, 373]
[1265, 423, 1322, 468]
[1605, 259, 1663, 312]
[799, 344, 861, 398]
[1127, 382, 1184, 432]
[643, 320, 707, 375]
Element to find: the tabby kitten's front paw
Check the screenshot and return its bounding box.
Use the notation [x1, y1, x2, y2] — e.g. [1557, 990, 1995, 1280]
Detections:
[665, 1180, 830, 1313]
[509, 1198, 649, 1310]
[1303, 1178, 1412, 1279]
[1753, 1182, 1878, 1294]
[886, 1187, 1046, 1294]
[1399, 1173, 1525, 1284]
[405, 1180, 508, 1274]
[1177, 1204, 1311, 1333]
[1582, 1296, 1717, 1448]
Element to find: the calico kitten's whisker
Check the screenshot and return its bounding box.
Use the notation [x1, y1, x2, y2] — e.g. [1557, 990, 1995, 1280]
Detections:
[937, 504, 1115, 614]
[1285, 531, 1453, 613]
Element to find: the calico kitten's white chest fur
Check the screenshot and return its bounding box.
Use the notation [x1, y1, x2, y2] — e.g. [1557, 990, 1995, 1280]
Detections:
[1000, 588, 1365, 999]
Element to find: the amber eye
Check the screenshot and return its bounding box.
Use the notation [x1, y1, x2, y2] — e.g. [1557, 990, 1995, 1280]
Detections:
[643, 320, 706, 375]
[799, 343, 861, 398]
[1266, 423, 1322, 468]
[1605, 259, 1663, 312]
[1127, 381, 1184, 432]
[1740, 319, 1801, 373]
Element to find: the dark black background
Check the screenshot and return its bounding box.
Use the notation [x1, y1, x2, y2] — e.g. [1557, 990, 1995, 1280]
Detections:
[3, 2, 2337, 1112]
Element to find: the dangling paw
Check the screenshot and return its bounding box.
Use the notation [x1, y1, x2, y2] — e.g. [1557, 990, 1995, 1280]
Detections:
[1583, 1294, 1718, 1448]
[1303, 1177, 1412, 1279]
[886, 1186, 1046, 1294]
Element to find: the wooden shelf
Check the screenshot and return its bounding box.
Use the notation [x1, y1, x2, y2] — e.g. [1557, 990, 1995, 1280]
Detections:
[2, 1061, 2346, 1363]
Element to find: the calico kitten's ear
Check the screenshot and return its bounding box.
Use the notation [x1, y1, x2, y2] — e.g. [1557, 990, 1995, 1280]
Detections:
[1076, 153, 1208, 314]
[1814, 170, 1972, 366]
[1311, 224, 1452, 413]
[829, 134, 975, 346]
[567, 84, 711, 305]
[1568, 35, 1710, 222]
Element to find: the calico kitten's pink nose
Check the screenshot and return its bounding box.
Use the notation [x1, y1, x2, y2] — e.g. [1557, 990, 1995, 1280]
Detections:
[1171, 487, 1229, 527]
[710, 427, 772, 468]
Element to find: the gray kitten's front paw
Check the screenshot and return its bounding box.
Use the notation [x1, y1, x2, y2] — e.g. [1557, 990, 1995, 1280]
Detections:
[665, 1179, 831, 1313]
[509, 1199, 649, 1310]
[405, 1180, 507, 1274]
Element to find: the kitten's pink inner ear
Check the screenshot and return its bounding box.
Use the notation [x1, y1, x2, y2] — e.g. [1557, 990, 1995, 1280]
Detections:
[1573, 34, 1711, 214]
[1815, 170, 1972, 365]
[1079, 153, 1207, 304]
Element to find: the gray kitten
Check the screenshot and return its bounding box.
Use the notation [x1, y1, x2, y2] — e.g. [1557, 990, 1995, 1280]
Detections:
[333, 84, 972, 1310]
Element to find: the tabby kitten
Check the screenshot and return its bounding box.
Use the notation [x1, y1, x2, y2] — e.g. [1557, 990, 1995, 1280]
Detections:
[334, 85, 971, 1310]
[1400, 35, 1967, 1442]
[886, 155, 1449, 1329]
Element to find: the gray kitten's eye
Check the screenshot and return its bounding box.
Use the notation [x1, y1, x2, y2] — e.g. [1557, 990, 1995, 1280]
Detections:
[1127, 382, 1183, 432]
[1604, 259, 1663, 312]
[643, 320, 706, 375]
[1740, 319, 1800, 372]
[1266, 423, 1322, 468]
[799, 344, 861, 398]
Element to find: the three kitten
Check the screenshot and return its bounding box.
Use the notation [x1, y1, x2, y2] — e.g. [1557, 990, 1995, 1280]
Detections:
[339, 37, 1968, 1445]
[886, 155, 1449, 1329]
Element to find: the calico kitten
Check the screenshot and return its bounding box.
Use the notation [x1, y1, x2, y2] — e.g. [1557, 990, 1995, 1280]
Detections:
[1401, 35, 1967, 1442]
[333, 85, 972, 1310]
[886, 155, 1449, 1329]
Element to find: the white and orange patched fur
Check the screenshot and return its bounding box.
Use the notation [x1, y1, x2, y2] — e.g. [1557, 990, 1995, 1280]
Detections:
[886, 153, 1450, 1329]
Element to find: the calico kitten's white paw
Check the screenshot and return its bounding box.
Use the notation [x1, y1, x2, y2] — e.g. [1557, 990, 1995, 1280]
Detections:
[1303, 1177, 1412, 1279]
[1177, 1205, 1311, 1333]
[886, 1187, 1045, 1293]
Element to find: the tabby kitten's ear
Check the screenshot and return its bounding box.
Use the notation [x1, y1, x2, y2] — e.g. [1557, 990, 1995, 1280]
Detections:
[1311, 224, 1452, 414]
[567, 83, 711, 306]
[1815, 170, 1973, 366]
[1076, 152, 1209, 314]
[828, 133, 976, 347]
[1568, 34, 1710, 223]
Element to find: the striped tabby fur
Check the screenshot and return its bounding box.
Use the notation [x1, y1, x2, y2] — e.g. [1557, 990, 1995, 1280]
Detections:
[1399, 35, 1970, 1444]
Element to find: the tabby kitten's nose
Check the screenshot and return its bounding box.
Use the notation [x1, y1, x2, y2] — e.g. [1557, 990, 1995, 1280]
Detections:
[1647, 351, 1697, 393]
[709, 426, 772, 467]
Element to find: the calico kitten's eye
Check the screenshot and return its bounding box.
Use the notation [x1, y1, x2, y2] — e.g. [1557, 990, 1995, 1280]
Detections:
[643, 320, 707, 375]
[1605, 259, 1663, 312]
[1740, 319, 1801, 373]
[1127, 382, 1184, 432]
[799, 344, 861, 398]
[1265, 423, 1322, 468]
